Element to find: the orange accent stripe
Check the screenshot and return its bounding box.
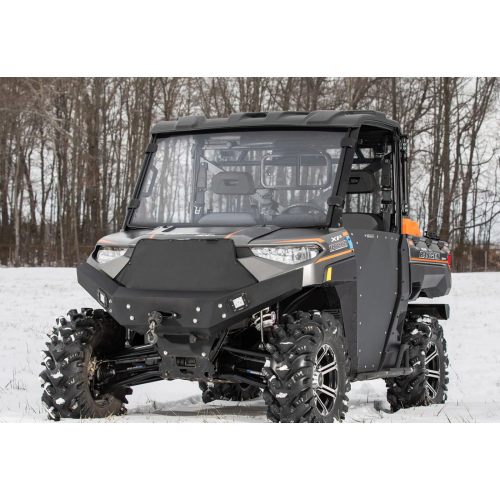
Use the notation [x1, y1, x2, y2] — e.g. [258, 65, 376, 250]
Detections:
[411, 258, 447, 265]
[342, 231, 349, 236]
[149, 227, 165, 239]
[408, 240, 414, 245]
[225, 228, 247, 239]
[98, 239, 118, 245]
[316, 249, 354, 264]
[271, 238, 325, 244]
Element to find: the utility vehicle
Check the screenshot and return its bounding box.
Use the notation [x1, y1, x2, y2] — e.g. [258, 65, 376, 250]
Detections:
[40, 110, 451, 422]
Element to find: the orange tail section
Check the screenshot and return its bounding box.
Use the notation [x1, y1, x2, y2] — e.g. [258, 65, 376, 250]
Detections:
[402, 218, 421, 237]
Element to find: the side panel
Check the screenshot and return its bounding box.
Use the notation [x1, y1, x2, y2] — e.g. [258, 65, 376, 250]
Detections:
[349, 229, 399, 372]
[408, 236, 451, 299]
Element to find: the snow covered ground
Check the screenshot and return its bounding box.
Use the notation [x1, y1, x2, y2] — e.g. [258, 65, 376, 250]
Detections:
[0, 268, 499, 423]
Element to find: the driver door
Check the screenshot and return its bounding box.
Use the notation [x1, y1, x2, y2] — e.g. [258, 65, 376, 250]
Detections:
[343, 150, 400, 372]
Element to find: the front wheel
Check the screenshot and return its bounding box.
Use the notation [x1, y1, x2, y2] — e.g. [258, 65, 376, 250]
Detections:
[40, 308, 131, 421]
[263, 311, 350, 423]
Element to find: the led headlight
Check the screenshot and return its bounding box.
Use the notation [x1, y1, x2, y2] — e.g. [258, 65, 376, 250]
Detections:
[96, 247, 127, 264]
[250, 245, 321, 264]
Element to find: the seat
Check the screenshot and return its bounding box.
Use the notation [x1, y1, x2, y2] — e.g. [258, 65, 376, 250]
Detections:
[198, 171, 258, 226]
[344, 170, 384, 230]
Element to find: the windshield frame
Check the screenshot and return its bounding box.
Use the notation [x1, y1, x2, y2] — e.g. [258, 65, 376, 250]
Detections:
[126, 127, 349, 230]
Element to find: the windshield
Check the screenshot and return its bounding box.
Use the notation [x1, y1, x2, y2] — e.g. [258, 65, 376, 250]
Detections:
[130, 129, 345, 228]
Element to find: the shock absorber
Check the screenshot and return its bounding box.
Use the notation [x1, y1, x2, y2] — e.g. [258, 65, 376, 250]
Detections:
[252, 308, 276, 344]
[252, 308, 276, 332]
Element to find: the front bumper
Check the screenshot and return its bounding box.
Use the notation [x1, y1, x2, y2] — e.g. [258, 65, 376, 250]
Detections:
[77, 263, 303, 335]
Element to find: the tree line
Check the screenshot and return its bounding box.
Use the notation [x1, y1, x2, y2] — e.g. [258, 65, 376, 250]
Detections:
[0, 77, 499, 271]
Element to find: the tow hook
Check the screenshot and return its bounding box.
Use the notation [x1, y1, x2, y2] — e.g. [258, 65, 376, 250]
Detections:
[146, 311, 163, 345]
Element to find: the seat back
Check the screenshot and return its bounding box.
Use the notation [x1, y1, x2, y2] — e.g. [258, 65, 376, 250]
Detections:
[347, 171, 379, 194]
[211, 172, 256, 195]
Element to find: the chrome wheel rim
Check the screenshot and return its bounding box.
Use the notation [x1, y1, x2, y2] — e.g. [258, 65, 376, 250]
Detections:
[425, 341, 440, 401]
[313, 344, 338, 416]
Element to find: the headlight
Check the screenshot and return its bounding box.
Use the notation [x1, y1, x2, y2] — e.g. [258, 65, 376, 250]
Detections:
[96, 247, 127, 264]
[250, 245, 321, 264]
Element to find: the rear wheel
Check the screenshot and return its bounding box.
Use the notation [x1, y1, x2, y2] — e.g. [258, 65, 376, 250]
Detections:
[40, 308, 131, 421]
[387, 313, 449, 411]
[263, 311, 350, 423]
[199, 382, 261, 404]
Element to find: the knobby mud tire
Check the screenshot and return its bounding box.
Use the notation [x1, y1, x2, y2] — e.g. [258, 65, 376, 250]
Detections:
[40, 308, 132, 421]
[387, 313, 449, 412]
[263, 311, 350, 423]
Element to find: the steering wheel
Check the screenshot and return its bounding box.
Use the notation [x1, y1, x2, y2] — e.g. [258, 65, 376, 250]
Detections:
[281, 202, 327, 215]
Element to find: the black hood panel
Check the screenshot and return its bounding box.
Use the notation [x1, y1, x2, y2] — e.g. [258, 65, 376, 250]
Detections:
[115, 239, 257, 292]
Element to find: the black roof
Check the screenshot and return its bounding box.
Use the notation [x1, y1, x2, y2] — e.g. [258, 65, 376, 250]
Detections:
[151, 110, 401, 135]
